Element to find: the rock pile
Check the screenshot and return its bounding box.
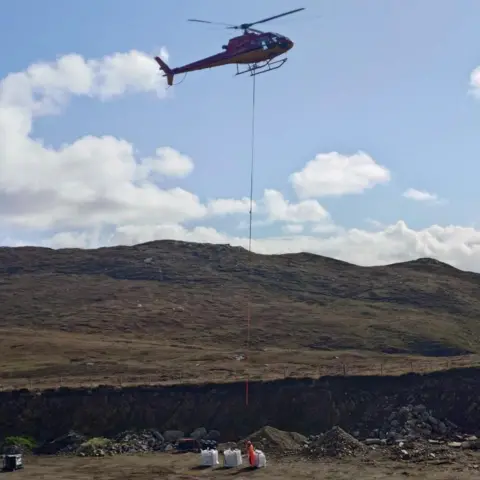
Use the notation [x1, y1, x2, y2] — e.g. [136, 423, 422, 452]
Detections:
[244, 426, 307, 456]
[113, 429, 165, 454]
[305, 426, 367, 458]
[36, 427, 222, 457]
[75, 430, 165, 457]
[365, 404, 459, 443]
[76, 437, 113, 457]
[36, 431, 87, 455]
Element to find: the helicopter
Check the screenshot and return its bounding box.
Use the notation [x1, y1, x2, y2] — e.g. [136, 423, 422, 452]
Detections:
[155, 7, 305, 86]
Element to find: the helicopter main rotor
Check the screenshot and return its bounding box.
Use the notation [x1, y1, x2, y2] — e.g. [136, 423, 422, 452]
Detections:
[188, 7, 305, 35]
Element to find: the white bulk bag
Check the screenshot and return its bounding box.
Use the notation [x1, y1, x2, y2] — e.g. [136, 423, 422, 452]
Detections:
[200, 449, 219, 467]
[254, 449, 267, 468]
[223, 448, 243, 468]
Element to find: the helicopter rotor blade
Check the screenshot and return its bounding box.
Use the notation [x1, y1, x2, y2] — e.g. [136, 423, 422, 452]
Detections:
[229, 7, 305, 30]
[188, 18, 234, 27]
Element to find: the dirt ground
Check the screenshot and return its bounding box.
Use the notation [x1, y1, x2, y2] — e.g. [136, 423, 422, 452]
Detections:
[4, 452, 480, 480]
[2, 327, 480, 391]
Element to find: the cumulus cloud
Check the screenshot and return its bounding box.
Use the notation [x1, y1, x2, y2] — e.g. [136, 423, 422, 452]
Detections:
[470, 66, 480, 98]
[4, 50, 480, 275]
[263, 189, 330, 223]
[0, 49, 251, 231]
[365, 218, 385, 229]
[207, 197, 254, 216]
[0, 50, 168, 117]
[138, 147, 194, 179]
[403, 188, 444, 204]
[282, 224, 304, 234]
[290, 151, 390, 199]
[37, 220, 480, 273]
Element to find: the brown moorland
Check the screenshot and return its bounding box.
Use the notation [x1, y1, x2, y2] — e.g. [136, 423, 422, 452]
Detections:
[1, 240, 480, 389]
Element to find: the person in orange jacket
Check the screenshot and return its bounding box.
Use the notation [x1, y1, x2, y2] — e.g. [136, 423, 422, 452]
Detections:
[246, 440, 256, 467]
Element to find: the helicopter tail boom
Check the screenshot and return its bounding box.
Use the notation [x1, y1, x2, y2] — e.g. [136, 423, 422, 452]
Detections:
[155, 56, 174, 86]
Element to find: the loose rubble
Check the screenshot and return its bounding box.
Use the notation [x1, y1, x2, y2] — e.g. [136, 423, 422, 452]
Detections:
[35, 431, 87, 455]
[388, 440, 456, 463]
[364, 404, 459, 443]
[304, 427, 367, 458]
[243, 426, 307, 456]
[354, 404, 480, 462]
[20, 409, 480, 465]
[34, 427, 221, 457]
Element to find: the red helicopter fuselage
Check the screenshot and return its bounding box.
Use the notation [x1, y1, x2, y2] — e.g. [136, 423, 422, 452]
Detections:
[155, 31, 294, 86]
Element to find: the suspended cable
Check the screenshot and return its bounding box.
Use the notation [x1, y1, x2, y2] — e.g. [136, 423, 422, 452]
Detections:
[246, 73, 256, 407]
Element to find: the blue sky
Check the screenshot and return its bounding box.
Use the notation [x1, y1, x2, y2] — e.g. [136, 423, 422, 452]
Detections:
[1, 1, 480, 268]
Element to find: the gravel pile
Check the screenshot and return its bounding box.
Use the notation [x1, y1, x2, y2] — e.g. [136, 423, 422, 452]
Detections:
[305, 426, 367, 458]
[76, 437, 113, 457]
[244, 426, 307, 456]
[113, 429, 165, 453]
[75, 430, 165, 457]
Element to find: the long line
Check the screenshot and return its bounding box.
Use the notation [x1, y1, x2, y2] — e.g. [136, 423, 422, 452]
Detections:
[246, 73, 256, 407]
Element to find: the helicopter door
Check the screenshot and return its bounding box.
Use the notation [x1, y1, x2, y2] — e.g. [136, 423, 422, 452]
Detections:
[260, 40, 269, 50]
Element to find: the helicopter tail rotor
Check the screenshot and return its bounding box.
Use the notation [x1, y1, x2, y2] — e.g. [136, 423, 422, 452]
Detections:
[155, 56, 174, 86]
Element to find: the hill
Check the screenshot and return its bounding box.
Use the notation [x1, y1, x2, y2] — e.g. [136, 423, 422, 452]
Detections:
[1, 240, 480, 389]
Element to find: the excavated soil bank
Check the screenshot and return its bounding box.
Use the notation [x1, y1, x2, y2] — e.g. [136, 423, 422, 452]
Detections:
[1, 367, 480, 442]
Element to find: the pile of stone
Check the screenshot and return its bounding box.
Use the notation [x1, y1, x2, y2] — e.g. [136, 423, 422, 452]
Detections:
[74, 430, 165, 457]
[112, 429, 165, 454]
[36, 431, 87, 455]
[243, 426, 307, 456]
[72, 427, 222, 457]
[304, 426, 367, 458]
[76, 437, 113, 457]
[365, 404, 459, 443]
[34, 427, 222, 457]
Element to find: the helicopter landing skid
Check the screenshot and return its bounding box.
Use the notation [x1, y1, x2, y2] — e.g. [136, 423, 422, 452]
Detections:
[235, 58, 287, 78]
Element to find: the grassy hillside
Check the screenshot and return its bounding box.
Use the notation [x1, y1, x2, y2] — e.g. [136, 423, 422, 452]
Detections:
[1, 240, 479, 388]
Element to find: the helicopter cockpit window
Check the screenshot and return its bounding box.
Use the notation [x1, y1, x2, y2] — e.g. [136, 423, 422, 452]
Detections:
[261, 40, 268, 50]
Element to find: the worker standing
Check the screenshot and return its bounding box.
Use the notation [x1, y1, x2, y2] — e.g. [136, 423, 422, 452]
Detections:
[246, 440, 256, 467]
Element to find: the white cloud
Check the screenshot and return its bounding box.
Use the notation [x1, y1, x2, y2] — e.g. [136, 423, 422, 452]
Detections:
[0, 49, 215, 231]
[365, 218, 385, 229]
[0, 50, 168, 117]
[207, 197, 254, 216]
[263, 189, 330, 223]
[282, 224, 304, 234]
[311, 223, 341, 234]
[402, 188, 445, 204]
[0, 50, 274, 233]
[470, 66, 480, 98]
[290, 151, 391, 199]
[139, 147, 194, 178]
[4, 50, 480, 277]
[36, 220, 480, 274]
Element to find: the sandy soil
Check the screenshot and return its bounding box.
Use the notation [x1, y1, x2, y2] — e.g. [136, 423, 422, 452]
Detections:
[3, 452, 480, 480]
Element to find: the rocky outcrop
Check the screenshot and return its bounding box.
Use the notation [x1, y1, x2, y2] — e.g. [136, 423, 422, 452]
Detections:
[1, 368, 480, 443]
